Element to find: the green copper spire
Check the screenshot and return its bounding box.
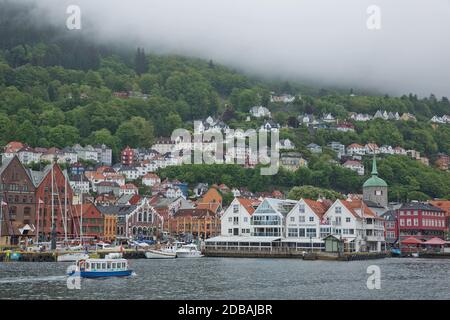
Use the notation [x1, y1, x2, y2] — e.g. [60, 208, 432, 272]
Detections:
[371, 155, 378, 175]
[363, 155, 388, 188]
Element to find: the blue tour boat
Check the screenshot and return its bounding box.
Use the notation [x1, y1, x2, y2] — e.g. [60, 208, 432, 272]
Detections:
[68, 258, 133, 278]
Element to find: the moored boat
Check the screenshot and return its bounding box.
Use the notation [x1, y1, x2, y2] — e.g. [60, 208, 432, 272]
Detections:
[145, 249, 177, 259]
[68, 258, 133, 278]
[176, 244, 203, 258]
[57, 252, 89, 262]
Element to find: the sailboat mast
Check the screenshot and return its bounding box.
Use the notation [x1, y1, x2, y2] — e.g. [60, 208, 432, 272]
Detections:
[80, 174, 83, 245]
[64, 173, 68, 242]
[51, 162, 56, 250]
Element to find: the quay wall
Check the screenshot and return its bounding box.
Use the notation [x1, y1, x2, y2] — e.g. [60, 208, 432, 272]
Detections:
[203, 248, 387, 261]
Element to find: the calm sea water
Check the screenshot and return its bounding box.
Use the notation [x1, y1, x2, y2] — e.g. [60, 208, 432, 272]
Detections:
[0, 258, 449, 300]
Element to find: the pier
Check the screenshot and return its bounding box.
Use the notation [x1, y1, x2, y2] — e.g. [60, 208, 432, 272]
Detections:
[203, 247, 387, 261]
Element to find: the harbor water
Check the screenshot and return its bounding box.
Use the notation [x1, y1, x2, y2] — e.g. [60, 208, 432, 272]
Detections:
[0, 258, 449, 300]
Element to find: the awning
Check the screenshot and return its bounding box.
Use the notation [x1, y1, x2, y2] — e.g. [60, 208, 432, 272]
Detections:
[423, 237, 447, 245]
[401, 237, 423, 245]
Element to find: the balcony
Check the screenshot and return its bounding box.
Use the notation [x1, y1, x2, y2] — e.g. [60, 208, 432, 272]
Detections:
[365, 235, 385, 242]
[251, 221, 281, 226]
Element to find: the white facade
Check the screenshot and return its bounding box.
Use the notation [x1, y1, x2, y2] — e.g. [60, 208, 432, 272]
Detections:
[322, 200, 384, 252]
[69, 180, 90, 194]
[285, 199, 323, 242]
[221, 198, 253, 236]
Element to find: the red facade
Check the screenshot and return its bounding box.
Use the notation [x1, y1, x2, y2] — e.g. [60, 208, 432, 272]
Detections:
[71, 203, 104, 241]
[396, 203, 447, 241]
[121, 146, 134, 166]
[35, 164, 74, 241]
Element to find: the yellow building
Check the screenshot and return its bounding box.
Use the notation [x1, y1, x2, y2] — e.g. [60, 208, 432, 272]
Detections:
[103, 214, 117, 241]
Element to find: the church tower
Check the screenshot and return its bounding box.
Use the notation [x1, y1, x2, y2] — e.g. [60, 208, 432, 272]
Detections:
[363, 156, 388, 208]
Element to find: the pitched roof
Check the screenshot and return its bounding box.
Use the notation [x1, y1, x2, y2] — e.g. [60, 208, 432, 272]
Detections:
[236, 198, 259, 215]
[174, 208, 216, 218]
[429, 200, 450, 216]
[340, 199, 378, 219]
[304, 199, 329, 218]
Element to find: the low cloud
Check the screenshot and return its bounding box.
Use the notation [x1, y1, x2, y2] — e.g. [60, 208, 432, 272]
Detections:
[22, 0, 450, 97]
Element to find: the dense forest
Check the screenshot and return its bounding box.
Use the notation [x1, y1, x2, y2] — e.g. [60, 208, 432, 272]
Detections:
[0, 1, 449, 201]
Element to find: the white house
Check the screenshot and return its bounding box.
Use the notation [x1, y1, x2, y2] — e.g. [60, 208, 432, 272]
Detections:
[285, 199, 328, 249]
[221, 198, 259, 236]
[307, 143, 322, 154]
[69, 175, 90, 194]
[346, 143, 366, 156]
[260, 120, 280, 132]
[165, 186, 184, 199]
[328, 142, 345, 159]
[120, 183, 139, 196]
[379, 145, 394, 155]
[119, 166, 139, 180]
[322, 113, 336, 123]
[17, 147, 42, 164]
[343, 160, 365, 176]
[278, 139, 295, 150]
[250, 106, 271, 118]
[251, 198, 297, 237]
[365, 143, 380, 154]
[393, 146, 407, 155]
[321, 199, 385, 252]
[73, 144, 99, 162]
[142, 173, 161, 187]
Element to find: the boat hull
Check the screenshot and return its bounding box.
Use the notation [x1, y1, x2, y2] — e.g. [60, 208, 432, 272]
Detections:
[69, 270, 133, 278]
[145, 250, 177, 259]
[57, 253, 90, 262]
[176, 252, 204, 258]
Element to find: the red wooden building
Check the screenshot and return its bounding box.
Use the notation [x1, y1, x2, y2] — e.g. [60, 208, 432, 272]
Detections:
[396, 202, 447, 241]
[34, 163, 74, 241]
[72, 203, 104, 241]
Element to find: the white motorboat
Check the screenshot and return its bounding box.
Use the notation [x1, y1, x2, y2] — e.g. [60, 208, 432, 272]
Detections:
[145, 249, 177, 259]
[57, 252, 89, 262]
[176, 244, 203, 258]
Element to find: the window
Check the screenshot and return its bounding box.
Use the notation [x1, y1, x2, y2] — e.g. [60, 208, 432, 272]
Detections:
[335, 207, 342, 214]
[290, 217, 295, 222]
[243, 217, 248, 223]
[299, 216, 305, 223]
[228, 229, 233, 234]
[298, 205, 305, 213]
[299, 228, 306, 237]
[406, 219, 411, 226]
[346, 217, 351, 223]
[309, 217, 314, 222]
[348, 229, 354, 235]
[228, 217, 232, 223]
[288, 228, 298, 237]
[233, 217, 239, 225]
[413, 219, 418, 226]
[306, 228, 316, 238]
[400, 219, 405, 226]
[233, 205, 239, 213]
[375, 190, 382, 196]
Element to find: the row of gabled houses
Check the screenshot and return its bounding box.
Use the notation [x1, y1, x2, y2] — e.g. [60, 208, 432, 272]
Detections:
[2, 141, 113, 166]
[218, 196, 385, 252]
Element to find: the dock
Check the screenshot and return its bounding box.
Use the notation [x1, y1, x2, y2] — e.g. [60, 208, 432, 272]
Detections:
[203, 248, 387, 261]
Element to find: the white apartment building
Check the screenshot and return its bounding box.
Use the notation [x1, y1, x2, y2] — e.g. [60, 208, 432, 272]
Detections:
[221, 198, 259, 236]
